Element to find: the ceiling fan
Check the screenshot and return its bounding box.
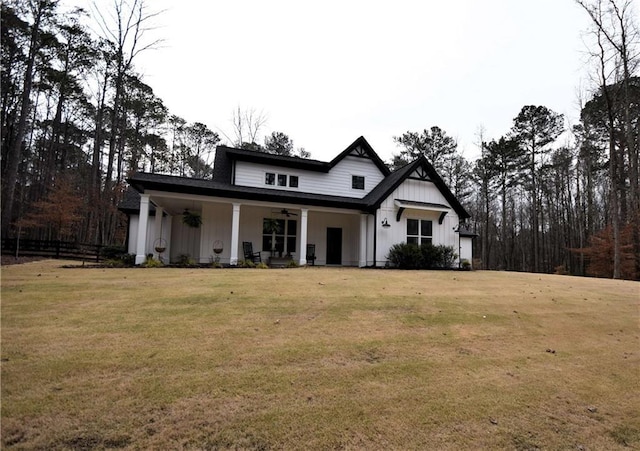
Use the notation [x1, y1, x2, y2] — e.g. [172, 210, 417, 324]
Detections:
[272, 208, 298, 217]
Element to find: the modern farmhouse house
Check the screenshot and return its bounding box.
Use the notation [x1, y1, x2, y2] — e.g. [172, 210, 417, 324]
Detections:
[121, 137, 474, 267]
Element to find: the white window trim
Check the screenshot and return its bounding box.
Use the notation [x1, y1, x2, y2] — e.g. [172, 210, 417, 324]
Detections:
[406, 218, 433, 245]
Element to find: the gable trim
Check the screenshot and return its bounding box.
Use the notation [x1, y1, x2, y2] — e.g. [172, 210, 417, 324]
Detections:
[329, 136, 391, 176]
[366, 156, 470, 219]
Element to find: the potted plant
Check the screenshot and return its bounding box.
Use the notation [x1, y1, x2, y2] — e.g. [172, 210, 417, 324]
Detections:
[182, 209, 202, 228]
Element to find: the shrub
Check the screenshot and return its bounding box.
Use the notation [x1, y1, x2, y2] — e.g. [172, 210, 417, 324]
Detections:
[420, 243, 440, 268]
[240, 260, 255, 268]
[387, 242, 457, 269]
[286, 260, 299, 268]
[176, 254, 197, 267]
[387, 243, 422, 269]
[142, 254, 163, 268]
[256, 262, 269, 269]
[460, 259, 471, 270]
[104, 253, 135, 268]
[437, 245, 457, 268]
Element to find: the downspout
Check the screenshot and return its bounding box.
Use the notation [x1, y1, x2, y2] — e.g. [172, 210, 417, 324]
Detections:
[373, 209, 378, 268]
[458, 224, 462, 269]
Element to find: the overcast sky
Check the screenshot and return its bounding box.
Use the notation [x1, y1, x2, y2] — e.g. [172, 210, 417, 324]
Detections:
[120, 0, 596, 162]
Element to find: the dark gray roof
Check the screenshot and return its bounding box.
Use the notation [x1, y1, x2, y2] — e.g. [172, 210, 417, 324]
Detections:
[119, 187, 156, 215]
[213, 136, 390, 180]
[127, 172, 367, 211]
[122, 138, 469, 220]
[217, 146, 329, 172]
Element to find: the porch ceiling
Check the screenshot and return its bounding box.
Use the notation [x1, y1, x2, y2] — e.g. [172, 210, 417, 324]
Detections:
[147, 191, 364, 217]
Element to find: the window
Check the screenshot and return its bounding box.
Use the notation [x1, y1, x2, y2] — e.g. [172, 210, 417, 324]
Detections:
[262, 219, 297, 254]
[352, 175, 365, 190]
[407, 219, 432, 245]
[265, 172, 298, 188]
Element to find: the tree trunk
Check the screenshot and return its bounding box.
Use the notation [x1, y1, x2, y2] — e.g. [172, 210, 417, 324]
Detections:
[1, 2, 46, 238]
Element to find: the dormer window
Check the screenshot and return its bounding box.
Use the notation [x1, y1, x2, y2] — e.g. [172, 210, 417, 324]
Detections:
[289, 175, 299, 188]
[277, 174, 287, 186]
[352, 175, 365, 190]
[265, 173, 275, 185]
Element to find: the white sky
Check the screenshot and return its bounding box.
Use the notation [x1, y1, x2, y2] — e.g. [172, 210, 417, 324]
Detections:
[126, 0, 595, 162]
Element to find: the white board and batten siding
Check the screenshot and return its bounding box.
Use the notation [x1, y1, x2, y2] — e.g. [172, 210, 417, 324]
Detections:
[127, 214, 172, 260]
[375, 178, 462, 266]
[234, 156, 385, 198]
[305, 211, 360, 266]
[196, 203, 361, 265]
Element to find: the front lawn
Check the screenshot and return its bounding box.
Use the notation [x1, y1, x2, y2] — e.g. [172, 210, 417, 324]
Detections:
[2, 261, 638, 449]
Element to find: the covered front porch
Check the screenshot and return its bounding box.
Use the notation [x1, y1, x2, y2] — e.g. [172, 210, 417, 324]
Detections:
[131, 191, 374, 267]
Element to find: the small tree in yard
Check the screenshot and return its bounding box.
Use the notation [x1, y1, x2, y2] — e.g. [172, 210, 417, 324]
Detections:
[573, 223, 637, 280]
[17, 176, 84, 241]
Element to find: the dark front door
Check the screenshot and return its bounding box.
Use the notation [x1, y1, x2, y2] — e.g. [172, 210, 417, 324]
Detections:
[326, 227, 342, 265]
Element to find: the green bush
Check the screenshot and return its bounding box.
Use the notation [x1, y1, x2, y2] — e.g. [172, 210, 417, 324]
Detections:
[142, 254, 163, 268]
[176, 254, 197, 267]
[387, 243, 423, 269]
[286, 260, 299, 268]
[240, 260, 256, 268]
[419, 243, 440, 268]
[387, 242, 457, 269]
[436, 245, 457, 268]
[104, 253, 135, 267]
[256, 262, 269, 269]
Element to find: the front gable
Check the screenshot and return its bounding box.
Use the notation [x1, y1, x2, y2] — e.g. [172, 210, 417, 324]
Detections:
[329, 136, 391, 176]
[365, 156, 469, 219]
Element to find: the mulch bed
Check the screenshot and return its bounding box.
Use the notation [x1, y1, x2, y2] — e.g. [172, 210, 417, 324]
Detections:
[0, 256, 47, 266]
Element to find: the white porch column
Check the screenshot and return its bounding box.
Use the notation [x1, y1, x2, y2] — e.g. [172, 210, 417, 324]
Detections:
[359, 213, 368, 267]
[152, 206, 164, 261]
[299, 208, 308, 266]
[230, 203, 241, 266]
[135, 194, 150, 265]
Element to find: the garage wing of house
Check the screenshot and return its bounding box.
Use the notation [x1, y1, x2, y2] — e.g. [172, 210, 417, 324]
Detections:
[120, 136, 475, 267]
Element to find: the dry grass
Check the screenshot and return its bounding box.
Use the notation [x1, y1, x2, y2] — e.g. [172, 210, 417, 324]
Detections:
[1, 260, 639, 450]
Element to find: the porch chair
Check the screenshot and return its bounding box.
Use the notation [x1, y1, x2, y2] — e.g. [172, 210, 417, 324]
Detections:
[306, 243, 316, 266]
[242, 241, 261, 263]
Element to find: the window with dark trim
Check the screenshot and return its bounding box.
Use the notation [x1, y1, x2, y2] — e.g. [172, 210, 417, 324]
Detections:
[407, 219, 432, 245]
[289, 175, 299, 187]
[265, 173, 275, 185]
[352, 175, 365, 190]
[277, 174, 287, 186]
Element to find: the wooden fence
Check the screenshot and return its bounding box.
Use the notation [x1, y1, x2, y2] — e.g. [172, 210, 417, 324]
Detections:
[1, 238, 103, 262]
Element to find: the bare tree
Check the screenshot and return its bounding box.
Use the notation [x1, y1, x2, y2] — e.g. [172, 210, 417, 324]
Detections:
[1, 0, 57, 238]
[576, 0, 640, 278]
[226, 106, 268, 148]
[90, 0, 163, 193]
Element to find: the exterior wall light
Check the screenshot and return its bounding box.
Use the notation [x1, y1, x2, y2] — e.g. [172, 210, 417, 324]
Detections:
[381, 218, 391, 228]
